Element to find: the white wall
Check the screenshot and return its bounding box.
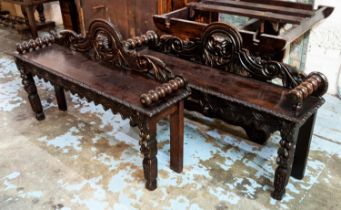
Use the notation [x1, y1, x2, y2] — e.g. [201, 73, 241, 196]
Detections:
[305, 0, 341, 95]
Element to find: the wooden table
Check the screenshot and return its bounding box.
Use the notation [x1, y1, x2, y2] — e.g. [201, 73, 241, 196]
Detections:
[0, 0, 57, 38]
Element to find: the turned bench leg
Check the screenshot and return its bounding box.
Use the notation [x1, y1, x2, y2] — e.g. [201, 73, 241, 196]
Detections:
[21, 73, 45, 121]
[291, 113, 317, 179]
[140, 122, 158, 190]
[272, 123, 299, 200]
[36, 4, 46, 23]
[170, 101, 184, 173]
[54, 85, 67, 111]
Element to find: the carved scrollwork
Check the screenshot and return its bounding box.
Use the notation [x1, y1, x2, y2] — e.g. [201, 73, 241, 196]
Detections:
[56, 19, 173, 83]
[156, 35, 199, 59]
[187, 89, 280, 144]
[58, 30, 91, 53]
[238, 50, 305, 88]
[153, 22, 305, 88]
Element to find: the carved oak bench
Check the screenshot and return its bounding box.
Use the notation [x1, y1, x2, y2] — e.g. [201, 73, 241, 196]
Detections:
[13, 19, 190, 190]
[124, 23, 328, 200]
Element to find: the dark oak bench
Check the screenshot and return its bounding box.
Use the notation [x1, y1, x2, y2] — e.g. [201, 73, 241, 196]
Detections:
[123, 23, 328, 200]
[13, 19, 190, 191]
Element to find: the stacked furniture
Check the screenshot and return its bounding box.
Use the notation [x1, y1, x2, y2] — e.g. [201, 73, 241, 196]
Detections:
[153, 0, 333, 61]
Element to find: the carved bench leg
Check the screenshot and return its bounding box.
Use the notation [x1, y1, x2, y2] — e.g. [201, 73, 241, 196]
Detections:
[291, 113, 317, 179]
[272, 123, 299, 200]
[139, 121, 158, 190]
[54, 85, 67, 111]
[16, 60, 44, 120]
[170, 101, 184, 173]
[20, 73, 45, 121]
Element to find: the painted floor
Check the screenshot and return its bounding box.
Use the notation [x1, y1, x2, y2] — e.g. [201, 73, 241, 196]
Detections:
[0, 27, 341, 210]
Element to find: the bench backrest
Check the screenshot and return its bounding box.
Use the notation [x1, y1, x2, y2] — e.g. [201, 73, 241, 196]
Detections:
[147, 22, 305, 89]
[56, 19, 174, 84]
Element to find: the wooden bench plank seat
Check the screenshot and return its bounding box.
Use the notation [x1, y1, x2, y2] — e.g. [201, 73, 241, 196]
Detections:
[143, 49, 323, 122]
[14, 19, 190, 191]
[17, 44, 188, 117]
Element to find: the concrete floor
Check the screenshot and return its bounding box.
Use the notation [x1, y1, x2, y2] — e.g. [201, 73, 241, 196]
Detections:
[1, 27, 341, 210]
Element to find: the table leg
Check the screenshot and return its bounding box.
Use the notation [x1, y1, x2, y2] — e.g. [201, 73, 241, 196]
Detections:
[36, 4, 46, 23]
[54, 85, 67, 111]
[170, 101, 184, 173]
[291, 113, 317, 179]
[139, 121, 158, 190]
[272, 122, 299, 200]
[23, 5, 38, 38]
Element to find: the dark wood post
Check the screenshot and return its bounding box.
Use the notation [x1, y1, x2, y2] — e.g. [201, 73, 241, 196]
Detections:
[170, 101, 184, 173]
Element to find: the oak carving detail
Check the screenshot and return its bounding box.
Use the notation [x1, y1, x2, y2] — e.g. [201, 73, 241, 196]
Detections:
[56, 19, 174, 83]
[151, 23, 306, 89]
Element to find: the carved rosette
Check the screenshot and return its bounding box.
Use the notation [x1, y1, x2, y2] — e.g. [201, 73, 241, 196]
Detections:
[88, 20, 126, 65]
[201, 23, 242, 69]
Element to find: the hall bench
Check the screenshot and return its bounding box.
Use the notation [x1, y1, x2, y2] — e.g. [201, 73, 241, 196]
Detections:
[123, 22, 328, 200]
[13, 19, 190, 191]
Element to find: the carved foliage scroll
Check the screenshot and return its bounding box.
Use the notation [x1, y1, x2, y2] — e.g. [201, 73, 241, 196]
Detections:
[57, 19, 173, 83]
[152, 22, 306, 88]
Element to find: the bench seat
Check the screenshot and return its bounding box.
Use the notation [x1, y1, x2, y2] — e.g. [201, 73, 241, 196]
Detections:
[143, 49, 324, 122]
[18, 45, 188, 117]
[141, 48, 326, 200]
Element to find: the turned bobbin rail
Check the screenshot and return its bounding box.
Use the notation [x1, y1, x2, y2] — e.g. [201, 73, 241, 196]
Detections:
[288, 72, 328, 111]
[140, 76, 186, 106]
